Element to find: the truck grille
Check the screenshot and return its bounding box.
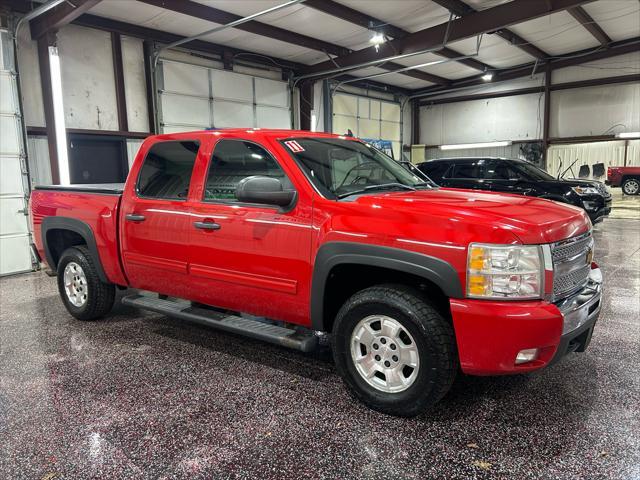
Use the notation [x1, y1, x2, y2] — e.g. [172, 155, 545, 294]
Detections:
[552, 232, 593, 299]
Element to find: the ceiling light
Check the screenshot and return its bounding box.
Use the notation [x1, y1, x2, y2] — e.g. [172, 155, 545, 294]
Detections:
[49, 46, 70, 185]
[369, 32, 385, 52]
[439, 141, 512, 151]
[482, 72, 494, 81]
[616, 132, 640, 139]
[369, 32, 385, 45]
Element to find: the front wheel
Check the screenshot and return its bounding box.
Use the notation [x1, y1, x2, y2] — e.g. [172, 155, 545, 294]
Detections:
[57, 246, 115, 320]
[622, 178, 640, 195]
[331, 285, 458, 417]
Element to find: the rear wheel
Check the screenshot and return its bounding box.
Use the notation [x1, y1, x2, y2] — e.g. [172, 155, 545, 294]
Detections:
[622, 178, 639, 195]
[57, 246, 115, 320]
[332, 285, 458, 417]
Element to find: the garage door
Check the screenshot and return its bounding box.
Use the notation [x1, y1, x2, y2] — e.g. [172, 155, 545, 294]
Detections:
[158, 60, 291, 133]
[0, 29, 33, 275]
[332, 93, 401, 159]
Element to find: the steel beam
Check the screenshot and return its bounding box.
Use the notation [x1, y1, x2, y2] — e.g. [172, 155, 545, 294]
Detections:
[301, 0, 593, 78]
[305, 0, 491, 72]
[567, 6, 611, 45]
[30, 0, 101, 39]
[413, 37, 640, 97]
[430, 0, 550, 59]
[138, 0, 449, 86]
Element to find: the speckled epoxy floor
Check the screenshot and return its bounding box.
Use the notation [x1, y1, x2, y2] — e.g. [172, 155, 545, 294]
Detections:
[1, 218, 639, 480]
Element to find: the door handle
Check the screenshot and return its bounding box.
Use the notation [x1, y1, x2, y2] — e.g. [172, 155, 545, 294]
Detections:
[125, 213, 146, 222]
[194, 221, 221, 231]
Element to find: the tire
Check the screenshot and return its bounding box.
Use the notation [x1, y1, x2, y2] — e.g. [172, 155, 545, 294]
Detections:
[331, 284, 458, 417]
[622, 177, 640, 195]
[57, 246, 115, 321]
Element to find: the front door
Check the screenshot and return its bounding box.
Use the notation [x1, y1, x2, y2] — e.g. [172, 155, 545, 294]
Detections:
[188, 138, 313, 326]
[120, 139, 201, 298]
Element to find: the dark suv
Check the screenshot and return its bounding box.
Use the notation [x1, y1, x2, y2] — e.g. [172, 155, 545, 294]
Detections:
[417, 157, 612, 223]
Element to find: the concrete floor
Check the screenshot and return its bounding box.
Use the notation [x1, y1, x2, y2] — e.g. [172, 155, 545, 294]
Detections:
[1, 217, 639, 480]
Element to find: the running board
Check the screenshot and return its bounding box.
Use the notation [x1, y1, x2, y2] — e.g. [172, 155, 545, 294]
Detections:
[122, 294, 318, 352]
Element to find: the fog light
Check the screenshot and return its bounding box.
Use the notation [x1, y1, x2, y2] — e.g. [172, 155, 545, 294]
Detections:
[515, 348, 539, 364]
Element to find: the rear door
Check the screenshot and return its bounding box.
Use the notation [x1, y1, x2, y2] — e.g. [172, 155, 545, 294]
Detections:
[187, 138, 313, 326]
[441, 159, 488, 190]
[483, 159, 531, 195]
[120, 139, 201, 297]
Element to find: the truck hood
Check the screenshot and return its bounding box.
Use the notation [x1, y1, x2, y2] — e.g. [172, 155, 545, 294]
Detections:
[350, 187, 590, 244]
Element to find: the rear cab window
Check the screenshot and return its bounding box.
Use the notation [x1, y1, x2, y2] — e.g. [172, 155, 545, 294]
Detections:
[136, 140, 200, 200]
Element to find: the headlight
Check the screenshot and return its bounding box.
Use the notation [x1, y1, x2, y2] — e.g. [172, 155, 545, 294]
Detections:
[467, 244, 542, 299]
[572, 186, 599, 195]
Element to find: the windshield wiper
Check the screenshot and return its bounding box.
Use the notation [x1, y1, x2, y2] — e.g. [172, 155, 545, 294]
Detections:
[337, 183, 416, 199]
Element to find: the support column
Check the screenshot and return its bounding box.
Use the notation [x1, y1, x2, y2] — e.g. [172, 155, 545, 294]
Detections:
[411, 98, 420, 145]
[322, 79, 332, 133]
[142, 40, 157, 134]
[36, 31, 60, 184]
[542, 64, 552, 168]
[111, 32, 128, 131]
[299, 81, 314, 131]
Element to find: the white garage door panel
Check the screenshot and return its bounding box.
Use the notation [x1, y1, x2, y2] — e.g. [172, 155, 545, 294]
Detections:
[333, 115, 357, 136]
[213, 100, 254, 128]
[359, 118, 380, 139]
[358, 97, 370, 119]
[211, 69, 253, 102]
[381, 102, 400, 118]
[333, 95, 358, 116]
[0, 197, 28, 235]
[256, 106, 290, 129]
[0, 115, 21, 154]
[163, 61, 209, 96]
[255, 77, 289, 108]
[162, 125, 198, 134]
[1, 29, 32, 276]
[161, 94, 210, 127]
[0, 72, 16, 112]
[0, 156, 24, 194]
[0, 236, 32, 274]
[370, 99, 381, 120]
[381, 121, 401, 141]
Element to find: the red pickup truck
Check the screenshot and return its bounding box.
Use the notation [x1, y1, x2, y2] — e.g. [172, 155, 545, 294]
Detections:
[30, 129, 603, 416]
[607, 166, 640, 195]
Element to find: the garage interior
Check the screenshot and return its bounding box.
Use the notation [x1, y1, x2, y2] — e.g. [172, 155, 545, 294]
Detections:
[0, 0, 639, 478]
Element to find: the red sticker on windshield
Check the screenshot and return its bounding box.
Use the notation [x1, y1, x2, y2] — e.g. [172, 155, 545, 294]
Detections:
[285, 140, 305, 152]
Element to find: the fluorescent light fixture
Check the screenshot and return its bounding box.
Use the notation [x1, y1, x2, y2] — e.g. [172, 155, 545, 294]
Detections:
[616, 131, 640, 139]
[439, 141, 512, 151]
[49, 46, 70, 185]
[310, 113, 317, 132]
[369, 32, 385, 45]
[481, 72, 494, 81]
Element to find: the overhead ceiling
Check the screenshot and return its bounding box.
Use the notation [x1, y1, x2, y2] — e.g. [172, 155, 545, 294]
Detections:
[70, 0, 640, 91]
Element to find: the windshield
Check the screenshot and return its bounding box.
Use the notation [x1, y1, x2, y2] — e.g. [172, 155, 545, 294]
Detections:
[280, 137, 429, 199]
[515, 161, 555, 181]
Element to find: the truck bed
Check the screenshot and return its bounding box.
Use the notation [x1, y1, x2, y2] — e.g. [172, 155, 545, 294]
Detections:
[34, 183, 124, 194]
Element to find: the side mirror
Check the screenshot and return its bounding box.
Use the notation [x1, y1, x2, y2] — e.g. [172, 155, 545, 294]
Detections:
[235, 176, 296, 207]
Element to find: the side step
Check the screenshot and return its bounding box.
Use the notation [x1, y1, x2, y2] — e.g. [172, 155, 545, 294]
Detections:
[122, 293, 318, 352]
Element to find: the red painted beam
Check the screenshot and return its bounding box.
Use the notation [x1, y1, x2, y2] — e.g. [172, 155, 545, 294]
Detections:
[30, 0, 101, 39]
[567, 6, 612, 45]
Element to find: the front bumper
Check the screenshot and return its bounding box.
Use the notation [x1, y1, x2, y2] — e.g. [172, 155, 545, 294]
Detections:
[450, 267, 602, 375]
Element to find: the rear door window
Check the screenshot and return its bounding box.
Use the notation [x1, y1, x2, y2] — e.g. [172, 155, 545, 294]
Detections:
[448, 160, 485, 179]
[136, 141, 200, 200]
[419, 162, 450, 181]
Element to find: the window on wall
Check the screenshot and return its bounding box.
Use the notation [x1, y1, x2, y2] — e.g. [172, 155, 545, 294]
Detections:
[332, 93, 401, 159]
[204, 140, 291, 201]
[136, 141, 200, 199]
